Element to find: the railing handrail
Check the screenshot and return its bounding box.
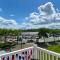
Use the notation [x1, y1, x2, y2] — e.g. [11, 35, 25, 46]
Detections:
[35, 46, 60, 57]
[0, 45, 60, 60]
[0, 46, 33, 57]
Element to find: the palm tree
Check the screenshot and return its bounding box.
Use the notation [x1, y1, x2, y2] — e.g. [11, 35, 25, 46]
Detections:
[4, 29, 7, 43]
[51, 30, 58, 43]
[17, 36, 19, 44]
[38, 28, 48, 43]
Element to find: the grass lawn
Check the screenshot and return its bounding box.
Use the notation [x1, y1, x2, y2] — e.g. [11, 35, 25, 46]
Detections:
[48, 45, 60, 53]
[47, 45, 60, 60]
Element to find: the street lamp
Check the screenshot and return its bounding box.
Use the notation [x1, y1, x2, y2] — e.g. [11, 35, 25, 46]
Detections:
[19, 36, 22, 49]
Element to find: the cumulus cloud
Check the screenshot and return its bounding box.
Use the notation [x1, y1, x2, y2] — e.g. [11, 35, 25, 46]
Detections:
[38, 2, 56, 15]
[0, 17, 20, 29]
[21, 2, 60, 29]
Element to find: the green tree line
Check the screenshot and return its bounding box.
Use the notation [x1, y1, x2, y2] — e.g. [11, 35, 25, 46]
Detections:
[0, 29, 22, 36]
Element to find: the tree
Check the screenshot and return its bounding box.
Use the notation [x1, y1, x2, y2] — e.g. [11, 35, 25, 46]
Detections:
[17, 36, 19, 44]
[51, 30, 58, 43]
[38, 28, 48, 43]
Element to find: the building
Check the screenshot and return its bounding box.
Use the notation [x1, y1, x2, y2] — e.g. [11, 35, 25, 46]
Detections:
[21, 32, 39, 43]
[6, 36, 17, 42]
[0, 36, 17, 43]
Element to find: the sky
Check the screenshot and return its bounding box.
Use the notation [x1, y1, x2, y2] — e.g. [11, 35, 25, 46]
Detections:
[0, 0, 60, 29]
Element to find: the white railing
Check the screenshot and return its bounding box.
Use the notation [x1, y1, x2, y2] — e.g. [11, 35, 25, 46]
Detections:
[0, 47, 34, 60]
[33, 45, 60, 60]
[0, 45, 60, 60]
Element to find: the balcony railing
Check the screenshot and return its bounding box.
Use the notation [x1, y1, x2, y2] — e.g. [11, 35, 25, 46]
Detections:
[0, 45, 60, 60]
[33, 45, 60, 60]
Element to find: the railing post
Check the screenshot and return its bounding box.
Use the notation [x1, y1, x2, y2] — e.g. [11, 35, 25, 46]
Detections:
[39, 51, 40, 60]
[52, 55, 54, 60]
[43, 52, 44, 60]
[0, 57, 1, 60]
[33, 44, 38, 59]
[45, 53, 47, 60]
[48, 53, 50, 60]
[56, 56, 58, 60]
[40, 50, 41, 60]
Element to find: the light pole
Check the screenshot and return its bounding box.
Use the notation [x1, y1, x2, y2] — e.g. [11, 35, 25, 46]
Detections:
[19, 36, 22, 49]
[17, 36, 19, 44]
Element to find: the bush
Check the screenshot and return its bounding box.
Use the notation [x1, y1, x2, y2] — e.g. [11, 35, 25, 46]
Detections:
[0, 42, 16, 49]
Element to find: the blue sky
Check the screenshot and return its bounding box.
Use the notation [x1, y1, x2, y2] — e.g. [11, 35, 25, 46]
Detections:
[0, 0, 60, 29]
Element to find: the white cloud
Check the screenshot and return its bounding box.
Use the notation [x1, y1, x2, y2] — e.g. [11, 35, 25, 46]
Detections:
[21, 2, 60, 29]
[0, 2, 60, 29]
[0, 17, 20, 29]
[38, 2, 56, 15]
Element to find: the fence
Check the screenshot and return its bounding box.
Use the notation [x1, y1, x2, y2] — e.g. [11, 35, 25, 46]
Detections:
[0, 47, 33, 60]
[33, 45, 60, 60]
[0, 45, 60, 60]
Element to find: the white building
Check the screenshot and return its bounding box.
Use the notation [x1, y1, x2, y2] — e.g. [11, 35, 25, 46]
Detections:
[21, 32, 39, 43]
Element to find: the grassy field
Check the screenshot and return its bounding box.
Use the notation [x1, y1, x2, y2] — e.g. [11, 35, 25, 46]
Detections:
[47, 45, 60, 60]
[48, 45, 60, 53]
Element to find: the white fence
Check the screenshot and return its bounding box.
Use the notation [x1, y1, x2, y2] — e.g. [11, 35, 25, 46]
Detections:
[0, 45, 60, 60]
